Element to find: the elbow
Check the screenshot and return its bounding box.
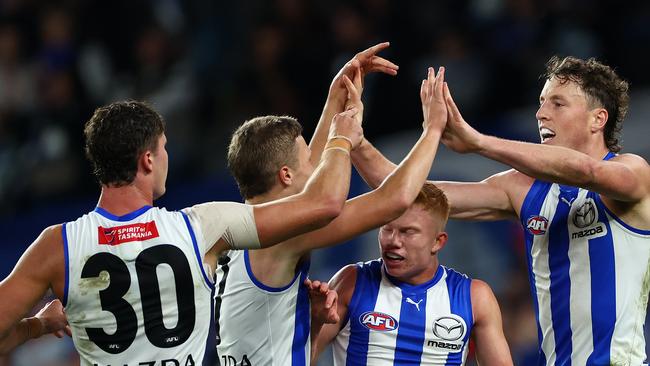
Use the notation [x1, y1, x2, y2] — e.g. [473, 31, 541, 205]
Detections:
[312, 196, 346, 228]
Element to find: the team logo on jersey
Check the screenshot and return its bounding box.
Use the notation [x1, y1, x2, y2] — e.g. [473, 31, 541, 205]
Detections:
[570, 198, 607, 239]
[98, 221, 160, 245]
[359, 311, 398, 332]
[526, 215, 549, 235]
[572, 200, 596, 228]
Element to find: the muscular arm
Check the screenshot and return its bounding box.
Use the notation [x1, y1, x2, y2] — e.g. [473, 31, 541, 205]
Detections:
[0, 226, 67, 354]
[471, 280, 513, 366]
[443, 83, 650, 203]
[476, 138, 650, 202]
[311, 265, 356, 364]
[351, 139, 522, 221]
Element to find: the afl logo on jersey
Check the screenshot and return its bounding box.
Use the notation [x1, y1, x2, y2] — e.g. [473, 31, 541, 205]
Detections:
[359, 311, 398, 332]
[526, 215, 549, 235]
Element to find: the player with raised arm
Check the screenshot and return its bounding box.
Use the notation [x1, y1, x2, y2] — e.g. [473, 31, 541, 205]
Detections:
[352, 56, 650, 365]
[0, 99, 360, 364]
[214, 44, 450, 365]
[309, 183, 513, 366]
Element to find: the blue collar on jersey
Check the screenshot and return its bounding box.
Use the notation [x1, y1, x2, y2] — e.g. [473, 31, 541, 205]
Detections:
[94, 205, 153, 221]
[382, 262, 445, 292]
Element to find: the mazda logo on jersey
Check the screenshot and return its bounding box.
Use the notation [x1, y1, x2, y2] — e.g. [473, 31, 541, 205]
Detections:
[526, 215, 549, 235]
[432, 315, 466, 341]
[573, 200, 596, 228]
[359, 311, 398, 332]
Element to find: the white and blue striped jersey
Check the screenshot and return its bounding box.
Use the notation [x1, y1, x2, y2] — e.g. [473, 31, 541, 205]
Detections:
[333, 260, 474, 365]
[521, 152, 650, 366]
[214, 250, 311, 366]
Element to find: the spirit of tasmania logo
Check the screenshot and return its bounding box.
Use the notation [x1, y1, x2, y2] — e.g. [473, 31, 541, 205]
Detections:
[98, 221, 159, 246]
[526, 215, 549, 235]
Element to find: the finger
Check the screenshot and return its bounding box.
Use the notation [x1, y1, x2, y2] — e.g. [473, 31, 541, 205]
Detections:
[311, 280, 321, 290]
[435, 66, 445, 99]
[428, 67, 435, 98]
[353, 66, 363, 91]
[325, 290, 338, 308]
[370, 56, 399, 71]
[319, 283, 330, 294]
[444, 82, 462, 120]
[64, 325, 72, 337]
[342, 75, 359, 101]
[420, 79, 427, 103]
[303, 279, 312, 287]
[340, 107, 358, 117]
[357, 42, 390, 60]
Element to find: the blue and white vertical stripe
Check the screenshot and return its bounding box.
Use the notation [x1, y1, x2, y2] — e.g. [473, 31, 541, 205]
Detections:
[333, 260, 473, 366]
[520, 153, 650, 366]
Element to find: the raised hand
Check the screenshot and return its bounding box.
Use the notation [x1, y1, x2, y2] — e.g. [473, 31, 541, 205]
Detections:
[328, 42, 398, 108]
[304, 279, 339, 325]
[420, 66, 448, 134]
[35, 299, 71, 338]
[442, 83, 483, 153]
[341, 70, 364, 125]
[329, 107, 363, 150]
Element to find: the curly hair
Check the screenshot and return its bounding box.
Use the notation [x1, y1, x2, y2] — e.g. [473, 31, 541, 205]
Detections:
[84, 100, 165, 186]
[543, 56, 629, 153]
[227, 115, 303, 199]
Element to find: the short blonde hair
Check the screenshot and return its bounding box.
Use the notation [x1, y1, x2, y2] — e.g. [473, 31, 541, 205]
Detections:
[413, 182, 450, 228]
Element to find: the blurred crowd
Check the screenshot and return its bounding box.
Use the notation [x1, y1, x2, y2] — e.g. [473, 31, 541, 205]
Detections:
[1, 0, 650, 365]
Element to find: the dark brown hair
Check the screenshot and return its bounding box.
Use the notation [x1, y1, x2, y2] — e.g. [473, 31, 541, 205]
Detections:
[84, 100, 165, 186]
[227, 115, 303, 199]
[543, 56, 629, 152]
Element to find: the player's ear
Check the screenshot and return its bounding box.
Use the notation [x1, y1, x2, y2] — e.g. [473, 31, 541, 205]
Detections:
[140, 150, 154, 174]
[431, 232, 448, 255]
[278, 165, 293, 187]
[590, 107, 608, 133]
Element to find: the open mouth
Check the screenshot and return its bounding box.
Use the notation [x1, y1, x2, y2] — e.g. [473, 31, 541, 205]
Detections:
[539, 127, 556, 143]
[384, 252, 405, 262]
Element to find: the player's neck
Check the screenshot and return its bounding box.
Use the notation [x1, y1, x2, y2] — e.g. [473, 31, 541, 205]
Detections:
[245, 186, 294, 205]
[97, 183, 154, 216]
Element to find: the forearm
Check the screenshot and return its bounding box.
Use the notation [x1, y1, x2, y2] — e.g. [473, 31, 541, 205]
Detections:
[310, 100, 344, 166]
[0, 317, 42, 355]
[477, 135, 596, 187]
[378, 129, 441, 205]
[351, 138, 399, 189]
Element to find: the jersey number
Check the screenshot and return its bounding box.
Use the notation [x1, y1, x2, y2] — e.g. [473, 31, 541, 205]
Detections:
[81, 245, 196, 354]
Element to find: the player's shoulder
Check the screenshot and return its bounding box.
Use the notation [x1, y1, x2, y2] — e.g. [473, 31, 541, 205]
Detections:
[469, 279, 497, 305]
[609, 152, 650, 168]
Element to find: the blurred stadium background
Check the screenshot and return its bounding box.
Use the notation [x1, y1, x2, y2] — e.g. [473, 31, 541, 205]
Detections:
[1, 0, 649, 365]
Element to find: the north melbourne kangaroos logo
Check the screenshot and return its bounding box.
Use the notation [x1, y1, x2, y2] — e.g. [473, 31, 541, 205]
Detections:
[572, 200, 596, 228]
[570, 198, 607, 240]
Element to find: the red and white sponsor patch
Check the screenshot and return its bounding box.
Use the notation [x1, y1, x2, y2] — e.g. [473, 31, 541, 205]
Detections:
[98, 221, 159, 245]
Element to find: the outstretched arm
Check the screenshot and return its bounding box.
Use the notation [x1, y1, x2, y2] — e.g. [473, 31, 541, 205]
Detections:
[0, 226, 68, 355]
[289, 67, 457, 254]
[442, 83, 650, 203]
[309, 42, 398, 166]
[471, 280, 513, 366]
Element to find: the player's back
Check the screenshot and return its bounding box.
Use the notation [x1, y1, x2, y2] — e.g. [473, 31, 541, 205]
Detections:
[63, 205, 212, 366]
[214, 250, 310, 366]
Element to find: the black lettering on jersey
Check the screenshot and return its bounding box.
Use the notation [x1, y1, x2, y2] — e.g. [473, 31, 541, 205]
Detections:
[184, 354, 196, 366]
[161, 359, 179, 365]
[81, 245, 196, 354]
[137, 245, 195, 348]
[220, 355, 249, 366]
[138, 362, 155, 366]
